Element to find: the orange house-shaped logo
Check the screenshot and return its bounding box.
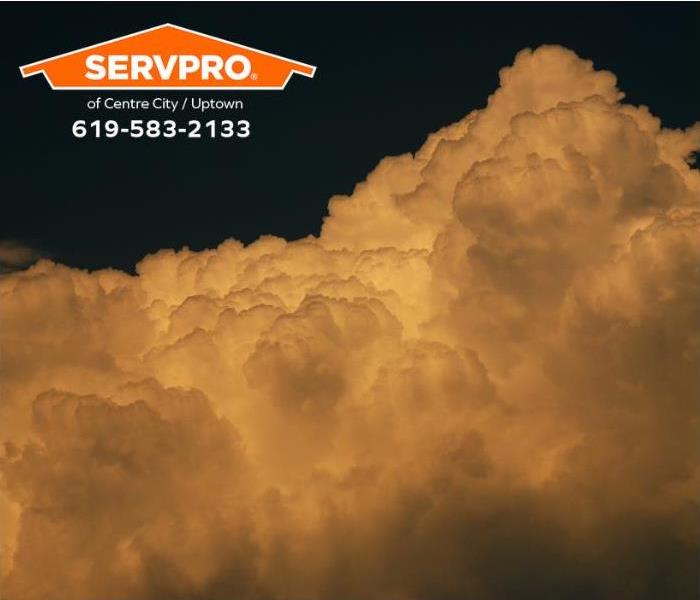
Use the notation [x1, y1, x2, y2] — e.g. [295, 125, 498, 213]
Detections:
[19, 23, 316, 90]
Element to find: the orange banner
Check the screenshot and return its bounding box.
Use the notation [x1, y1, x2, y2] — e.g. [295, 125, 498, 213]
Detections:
[20, 24, 316, 90]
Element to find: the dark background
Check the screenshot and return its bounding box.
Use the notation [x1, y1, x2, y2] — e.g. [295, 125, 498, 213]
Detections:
[1, 2, 698, 272]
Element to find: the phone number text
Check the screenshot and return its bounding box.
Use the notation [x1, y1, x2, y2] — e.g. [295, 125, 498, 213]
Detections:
[71, 119, 251, 139]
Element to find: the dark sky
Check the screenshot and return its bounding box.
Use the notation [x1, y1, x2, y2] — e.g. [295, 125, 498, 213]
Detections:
[1, 2, 698, 272]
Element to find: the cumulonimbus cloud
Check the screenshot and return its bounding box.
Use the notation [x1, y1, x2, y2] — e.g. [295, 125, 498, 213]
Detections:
[1, 46, 698, 599]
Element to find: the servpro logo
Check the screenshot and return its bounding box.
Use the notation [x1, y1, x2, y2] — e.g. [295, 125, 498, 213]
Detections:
[19, 23, 316, 90]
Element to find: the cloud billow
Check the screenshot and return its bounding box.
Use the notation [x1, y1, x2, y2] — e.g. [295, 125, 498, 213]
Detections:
[1, 46, 698, 600]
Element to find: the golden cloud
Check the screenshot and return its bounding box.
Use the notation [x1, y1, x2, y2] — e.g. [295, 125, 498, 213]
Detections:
[1, 46, 698, 599]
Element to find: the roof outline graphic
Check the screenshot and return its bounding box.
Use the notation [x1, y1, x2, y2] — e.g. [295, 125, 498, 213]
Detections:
[19, 23, 316, 90]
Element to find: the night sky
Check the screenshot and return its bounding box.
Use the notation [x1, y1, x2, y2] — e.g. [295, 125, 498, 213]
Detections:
[1, 2, 698, 272]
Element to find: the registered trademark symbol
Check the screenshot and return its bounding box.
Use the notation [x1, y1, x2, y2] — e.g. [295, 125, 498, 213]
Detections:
[250, 73, 258, 80]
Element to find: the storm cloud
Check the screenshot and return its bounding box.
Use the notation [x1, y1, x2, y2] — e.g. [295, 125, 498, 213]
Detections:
[1, 46, 698, 600]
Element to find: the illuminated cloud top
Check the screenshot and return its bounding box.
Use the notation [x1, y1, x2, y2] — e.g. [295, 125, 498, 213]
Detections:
[1, 46, 698, 600]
